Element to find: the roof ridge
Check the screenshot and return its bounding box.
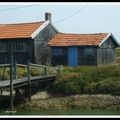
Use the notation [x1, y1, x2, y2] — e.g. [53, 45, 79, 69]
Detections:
[0, 21, 45, 25]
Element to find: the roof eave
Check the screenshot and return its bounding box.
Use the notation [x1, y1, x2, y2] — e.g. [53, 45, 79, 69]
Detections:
[48, 45, 99, 47]
[98, 33, 111, 47]
[31, 21, 49, 39]
[110, 33, 120, 47]
[99, 33, 120, 47]
[0, 37, 31, 40]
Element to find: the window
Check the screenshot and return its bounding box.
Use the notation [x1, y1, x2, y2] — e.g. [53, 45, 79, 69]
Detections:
[84, 48, 94, 55]
[0, 43, 7, 52]
[84, 48, 95, 65]
[13, 43, 27, 52]
[53, 48, 63, 55]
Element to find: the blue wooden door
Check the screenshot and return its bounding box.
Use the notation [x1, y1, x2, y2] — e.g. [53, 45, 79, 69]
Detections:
[68, 47, 78, 67]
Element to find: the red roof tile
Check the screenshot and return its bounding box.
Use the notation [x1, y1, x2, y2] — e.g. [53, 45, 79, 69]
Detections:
[0, 21, 44, 39]
[48, 33, 109, 46]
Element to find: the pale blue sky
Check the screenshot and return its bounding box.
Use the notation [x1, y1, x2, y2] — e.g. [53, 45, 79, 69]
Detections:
[0, 2, 120, 43]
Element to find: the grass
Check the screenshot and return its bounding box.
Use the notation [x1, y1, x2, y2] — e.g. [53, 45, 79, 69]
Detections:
[1, 108, 120, 115]
[50, 64, 120, 95]
[1, 49, 120, 116]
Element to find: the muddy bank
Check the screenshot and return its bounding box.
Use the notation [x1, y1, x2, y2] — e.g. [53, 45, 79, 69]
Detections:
[19, 91, 120, 111]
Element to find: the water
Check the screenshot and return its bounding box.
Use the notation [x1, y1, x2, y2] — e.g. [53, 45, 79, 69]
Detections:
[1, 108, 120, 116]
[0, 94, 120, 116]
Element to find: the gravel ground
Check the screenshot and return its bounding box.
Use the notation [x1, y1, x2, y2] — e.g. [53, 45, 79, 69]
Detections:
[19, 91, 120, 110]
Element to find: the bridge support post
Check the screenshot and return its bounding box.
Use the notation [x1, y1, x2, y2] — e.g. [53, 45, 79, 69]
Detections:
[10, 42, 13, 115]
[44, 67, 47, 75]
[27, 60, 31, 102]
[13, 60, 17, 79]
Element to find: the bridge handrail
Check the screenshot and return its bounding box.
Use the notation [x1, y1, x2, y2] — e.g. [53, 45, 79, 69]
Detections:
[16, 63, 47, 69]
[0, 64, 10, 67]
[0, 63, 47, 68]
[16, 64, 27, 67]
[29, 63, 47, 68]
[0, 63, 49, 79]
[17, 63, 47, 75]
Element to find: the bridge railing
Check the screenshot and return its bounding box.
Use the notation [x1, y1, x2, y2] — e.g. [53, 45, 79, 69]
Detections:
[0, 62, 49, 81]
[0, 64, 10, 67]
[17, 63, 47, 75]
[0, 62, 61, 82]
[0, 62, 57, 114]
[29, 63, 47, 75]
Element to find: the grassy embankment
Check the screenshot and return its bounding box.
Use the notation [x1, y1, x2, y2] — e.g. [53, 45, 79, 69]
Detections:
[0, 48, 120, 115]
[49, 48, 120, 95]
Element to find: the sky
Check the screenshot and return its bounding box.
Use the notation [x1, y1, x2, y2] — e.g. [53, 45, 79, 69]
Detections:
[0, 2, 120, 43]
[0, 3, 120, 119]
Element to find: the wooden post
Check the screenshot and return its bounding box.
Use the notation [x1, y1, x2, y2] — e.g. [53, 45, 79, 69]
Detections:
[44, 67, 47, 75]
[56, 66, 61, 76]
[2, 66, 6, 80]
[27, 59, 31, 101]
[10, 42, 13, 115]
[14, 60, 17, 101]
[13, 60, 17, 79]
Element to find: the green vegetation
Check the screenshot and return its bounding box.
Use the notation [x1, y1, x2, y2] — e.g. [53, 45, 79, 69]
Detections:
[2, 108, 120, 115]
[0, 48, 120, 115]
[1, 93, 120, 115]
[46, 48, 120, 96]
[18, 109, 120, 115]
[49, 65, 120, 95]
[0, 67, 38, 80]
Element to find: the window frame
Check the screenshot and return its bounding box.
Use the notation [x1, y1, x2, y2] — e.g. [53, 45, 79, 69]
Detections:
[0, 43, 7, 52]
[13, 43, 27, 52]
[84, 48, 94, 56]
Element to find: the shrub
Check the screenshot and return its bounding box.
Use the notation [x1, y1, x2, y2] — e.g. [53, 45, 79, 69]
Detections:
[95, 78, 120, 95]
[30, 68, 41, 76]
[64, 80, 81, 94]
[17, 67, 27, 78]
[50, 65, 120, 95]
[83, 82, 97, 94]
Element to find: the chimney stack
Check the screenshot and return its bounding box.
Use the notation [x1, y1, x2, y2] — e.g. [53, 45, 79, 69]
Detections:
[45, 12, 52, 22]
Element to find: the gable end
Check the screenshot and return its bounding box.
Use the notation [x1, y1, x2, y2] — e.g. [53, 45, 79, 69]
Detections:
[99, 33, 120, 47]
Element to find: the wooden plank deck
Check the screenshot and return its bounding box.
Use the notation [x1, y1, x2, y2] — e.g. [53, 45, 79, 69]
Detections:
[0, 75, 56, 91]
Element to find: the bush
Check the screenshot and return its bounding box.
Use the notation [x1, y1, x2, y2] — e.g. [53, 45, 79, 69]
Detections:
[64, 80, 81, 94]
[0, 67, 10, 80]
[95, 78, 120, 95]
[50, 65, 120, 95]
[30, 68, 41, 76]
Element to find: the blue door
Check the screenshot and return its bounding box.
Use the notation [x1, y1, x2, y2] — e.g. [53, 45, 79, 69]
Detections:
[68, 47, 78, 67]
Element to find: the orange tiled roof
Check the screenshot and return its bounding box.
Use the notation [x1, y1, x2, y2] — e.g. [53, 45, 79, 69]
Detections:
[48, 33, 109, 46]
[0, 21, 44, 39]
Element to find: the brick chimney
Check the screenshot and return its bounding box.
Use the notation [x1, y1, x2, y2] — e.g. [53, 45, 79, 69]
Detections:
[45, 12, 52, 22]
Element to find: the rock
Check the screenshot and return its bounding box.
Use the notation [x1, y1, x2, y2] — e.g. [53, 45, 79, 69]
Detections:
[20, 94, 120, 111]
[32, 91, 52, 100]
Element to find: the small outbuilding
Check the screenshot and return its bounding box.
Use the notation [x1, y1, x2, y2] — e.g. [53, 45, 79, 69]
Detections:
[0, 13, 58, 64]
[48, 33, 120, 66]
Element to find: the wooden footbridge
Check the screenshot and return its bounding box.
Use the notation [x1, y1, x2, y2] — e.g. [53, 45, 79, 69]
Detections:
[0, 61, 57, 115]
[0, 75, 56, 91]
